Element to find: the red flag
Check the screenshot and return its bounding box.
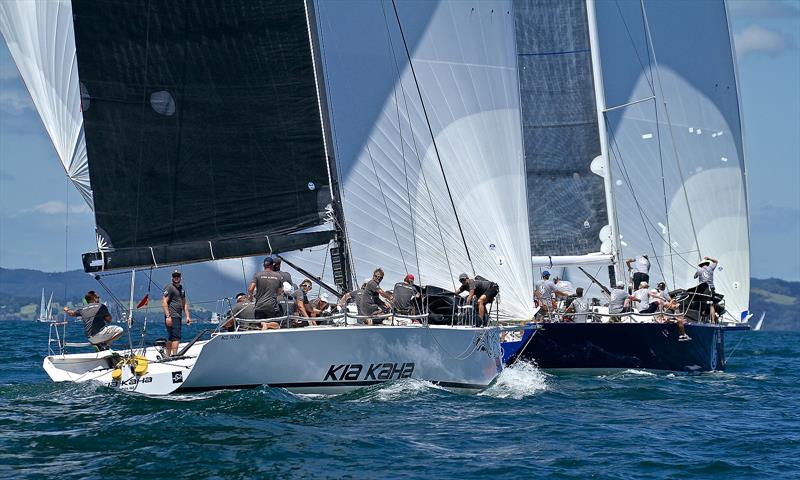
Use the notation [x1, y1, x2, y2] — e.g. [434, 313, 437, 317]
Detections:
[136, 294, 149, 309]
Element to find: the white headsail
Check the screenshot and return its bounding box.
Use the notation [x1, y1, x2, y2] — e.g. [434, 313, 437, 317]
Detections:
[0, 0, 92, 207]
[314, 0, 533, 319]
[595, 0, 750, 320]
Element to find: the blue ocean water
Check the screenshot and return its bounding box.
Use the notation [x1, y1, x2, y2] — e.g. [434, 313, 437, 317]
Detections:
[0, 320, 797, 479]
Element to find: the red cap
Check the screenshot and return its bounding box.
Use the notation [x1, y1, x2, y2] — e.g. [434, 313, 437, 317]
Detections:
[405, 274, 415, 282]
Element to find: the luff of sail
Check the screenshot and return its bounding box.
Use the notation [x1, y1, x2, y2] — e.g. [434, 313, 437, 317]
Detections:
[596, 0, 750, 320]
[313, 0, 533, 319]
[70, 0, 336, 271]
[0, 0, 92, 207]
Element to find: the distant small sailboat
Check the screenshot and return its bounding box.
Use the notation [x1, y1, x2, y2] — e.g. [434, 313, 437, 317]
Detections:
[753, 312, 765, 332]
[37, 289, 54, 323]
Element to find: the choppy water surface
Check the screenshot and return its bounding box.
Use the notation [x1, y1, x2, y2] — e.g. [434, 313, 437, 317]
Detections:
[1, 321, 797, 479]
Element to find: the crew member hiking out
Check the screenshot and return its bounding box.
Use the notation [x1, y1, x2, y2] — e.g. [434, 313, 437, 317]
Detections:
[162, 270, 191, 357]
[456, 273, 498, 327]
[63, 291, 123, 350]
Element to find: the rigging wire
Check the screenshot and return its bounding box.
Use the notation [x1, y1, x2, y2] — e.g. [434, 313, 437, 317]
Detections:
[380, 0, 421, 280]
[390, 0, 475, 277]
[366, 142, 408, 274]
[382, 0, 456, 290]
[614, 0, 655, 94]
[604, 113, 666, 281]
[605, 119, 698, 274]
[639, 0, 702, 259]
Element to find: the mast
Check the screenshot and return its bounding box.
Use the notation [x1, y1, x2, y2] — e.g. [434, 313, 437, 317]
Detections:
[586, 0, 624, 285]
[303, 0, 353, 292]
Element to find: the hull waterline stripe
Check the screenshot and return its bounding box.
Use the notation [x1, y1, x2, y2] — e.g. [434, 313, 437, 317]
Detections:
[175, 380, 488, 393]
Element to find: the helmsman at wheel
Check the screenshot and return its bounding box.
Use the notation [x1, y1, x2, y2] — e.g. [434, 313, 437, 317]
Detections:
[162, 270, 191, 357]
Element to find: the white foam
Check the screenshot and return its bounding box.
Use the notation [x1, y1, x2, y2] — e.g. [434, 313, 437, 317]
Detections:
[622, 369, 656, 376]
[374, 378, 440, 401]
[480, 361, 547, 399]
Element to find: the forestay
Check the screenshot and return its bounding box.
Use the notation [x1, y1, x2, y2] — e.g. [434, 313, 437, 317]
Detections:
[596, 0, 749, 319]
[314, 0, 533, 319]
[70, 0, 335, 271]
[0, 0, 92, 207]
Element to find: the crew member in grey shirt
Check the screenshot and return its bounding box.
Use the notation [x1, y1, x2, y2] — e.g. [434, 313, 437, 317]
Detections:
[162, 270, 191, 357]
[223, 292, 271, 331]
[535, 271, 568, 317]
[248, 256, 284, 323]
[565, 287, 591, 323]
[63, 290, 123, 350]
[606, 282, 636, 318]
[363, 268, 393, 320]
[694, 256, 719, 323]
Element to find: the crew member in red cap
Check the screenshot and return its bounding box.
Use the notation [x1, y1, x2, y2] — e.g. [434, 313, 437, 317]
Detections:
[392, 273, 421, 317]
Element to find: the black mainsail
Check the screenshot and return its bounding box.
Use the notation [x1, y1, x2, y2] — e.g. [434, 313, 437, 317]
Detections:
[73, 0, 335, 271]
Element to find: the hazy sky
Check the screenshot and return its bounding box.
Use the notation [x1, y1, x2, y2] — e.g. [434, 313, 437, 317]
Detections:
[1, 0, 799, 280]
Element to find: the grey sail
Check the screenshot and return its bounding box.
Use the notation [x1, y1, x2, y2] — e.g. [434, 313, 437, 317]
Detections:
[514, 0, 608, 258]
[596, 0, 750, 320]
[71, 0, 335, 272]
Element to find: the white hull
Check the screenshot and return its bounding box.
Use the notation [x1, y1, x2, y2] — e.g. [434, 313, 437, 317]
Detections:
[43, 325, 503, 395]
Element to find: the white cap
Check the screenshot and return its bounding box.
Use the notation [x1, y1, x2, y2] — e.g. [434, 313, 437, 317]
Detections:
[282, 282, 294, 295]
[319, 293, 330, 303]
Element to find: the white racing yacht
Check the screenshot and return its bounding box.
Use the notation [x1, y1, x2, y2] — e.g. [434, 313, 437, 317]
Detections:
[4, 0, 538, 394]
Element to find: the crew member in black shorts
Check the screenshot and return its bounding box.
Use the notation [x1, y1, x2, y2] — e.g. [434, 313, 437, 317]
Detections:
[456, 273, 499, 326]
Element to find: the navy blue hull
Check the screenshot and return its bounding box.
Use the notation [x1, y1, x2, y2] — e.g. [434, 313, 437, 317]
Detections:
[503, 323, 737, 372]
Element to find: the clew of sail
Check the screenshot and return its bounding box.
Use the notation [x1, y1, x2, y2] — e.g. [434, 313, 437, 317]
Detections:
[595, 0, 750, 320]
[313, 0, 533, 319]
[0, 0, 92, 207]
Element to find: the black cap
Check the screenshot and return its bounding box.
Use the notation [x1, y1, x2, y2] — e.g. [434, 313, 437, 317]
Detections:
[458, 273, 469, 281]
[263, 256, 275, 266]
[171, 270, 182, 277]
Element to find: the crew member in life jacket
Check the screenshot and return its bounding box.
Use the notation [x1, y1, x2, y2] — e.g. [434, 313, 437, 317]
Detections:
[392, 274, 421, 316]
[455, 273, 499, 327]
[162, 270, 191, 357]
[63, 290, 123, 350]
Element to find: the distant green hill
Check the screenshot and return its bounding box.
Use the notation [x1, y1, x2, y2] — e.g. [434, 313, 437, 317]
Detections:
[750, 278, 800, 331]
